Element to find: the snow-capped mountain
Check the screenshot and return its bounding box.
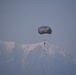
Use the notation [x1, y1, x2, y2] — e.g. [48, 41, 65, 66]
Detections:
[0, 41, 76, 75]
[21, 41, 68, 56]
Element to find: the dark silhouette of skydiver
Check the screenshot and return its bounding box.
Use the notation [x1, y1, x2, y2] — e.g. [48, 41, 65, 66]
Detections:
[44, 42, 45, 46]
[44, 42, 45, 51]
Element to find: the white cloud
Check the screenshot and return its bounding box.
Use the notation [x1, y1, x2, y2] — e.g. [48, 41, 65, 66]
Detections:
[0, 41, 68, 57]
[0, 41, 16, 63]
[21, 42, 43, 55]
[0, 41, 16, 57]
[0, 41, 15, 50]
[21, 41, 56, 56]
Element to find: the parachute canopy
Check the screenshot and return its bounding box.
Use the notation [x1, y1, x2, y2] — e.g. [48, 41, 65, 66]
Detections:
[38, 26, 52, 34]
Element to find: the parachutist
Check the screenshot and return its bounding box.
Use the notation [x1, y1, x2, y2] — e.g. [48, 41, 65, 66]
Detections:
[44, 42, 45, 46]
[38, 26, 52, 52]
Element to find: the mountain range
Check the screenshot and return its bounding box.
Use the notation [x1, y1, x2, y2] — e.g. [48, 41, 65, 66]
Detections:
[0, 41, 76, 75]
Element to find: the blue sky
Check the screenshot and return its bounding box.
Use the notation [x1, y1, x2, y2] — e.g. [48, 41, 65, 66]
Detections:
[0, 0, 76, 56]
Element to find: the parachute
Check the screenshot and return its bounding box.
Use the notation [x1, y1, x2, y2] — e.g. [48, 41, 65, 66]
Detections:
[38, 26, 52, 34]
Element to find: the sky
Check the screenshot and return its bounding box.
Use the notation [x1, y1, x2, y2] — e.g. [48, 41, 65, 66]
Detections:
[0, 0, 76, 57]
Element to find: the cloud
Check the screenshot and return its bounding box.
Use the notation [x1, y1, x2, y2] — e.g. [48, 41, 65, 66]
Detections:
[0, 40, 68, 57]
[0, 40, 75, 69]
[0, 41, 16, 63]
[0, 41, 15, 50]
[21, 41, 56, 56]
[0, 41, 15, 58]
[21, 42, 43, 55]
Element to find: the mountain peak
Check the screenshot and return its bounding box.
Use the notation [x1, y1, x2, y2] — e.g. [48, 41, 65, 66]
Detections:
[21, 41, 68, 57]
[0, 40, 76, 75]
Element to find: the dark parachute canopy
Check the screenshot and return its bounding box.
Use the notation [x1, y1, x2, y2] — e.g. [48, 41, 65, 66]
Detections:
[38, 26, 52, 34]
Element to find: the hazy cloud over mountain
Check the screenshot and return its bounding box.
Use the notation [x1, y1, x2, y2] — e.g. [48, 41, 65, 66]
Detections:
[0, 41, 76, 75]
[0, 0, 76, 75]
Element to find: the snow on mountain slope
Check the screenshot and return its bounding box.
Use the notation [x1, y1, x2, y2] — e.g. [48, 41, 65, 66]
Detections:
[0, 41, 15, 50]
[21, 41, 68, 57]
[0, 40, 74, 63]
[0, 41, 76, 75]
